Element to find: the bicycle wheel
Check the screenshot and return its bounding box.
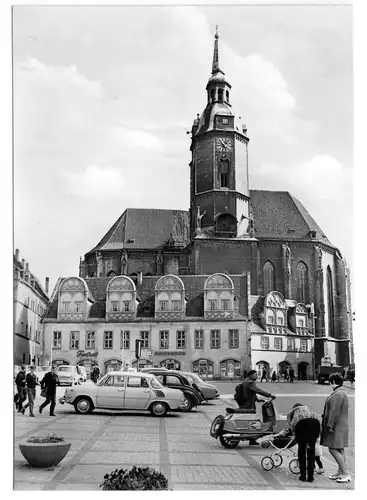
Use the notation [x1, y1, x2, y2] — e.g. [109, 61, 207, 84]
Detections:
[272, 453, 283, 467]
[261, 456, 274, 471]
[289, 459, 300, 474]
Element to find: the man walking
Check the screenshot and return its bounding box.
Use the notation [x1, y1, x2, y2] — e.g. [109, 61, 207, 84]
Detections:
[260, 368, 268, 383]
[39, 366, 59, 416]
[15, 365, 27, 413]
[22, 365, 37, 417]
[289, 367, 295, 383]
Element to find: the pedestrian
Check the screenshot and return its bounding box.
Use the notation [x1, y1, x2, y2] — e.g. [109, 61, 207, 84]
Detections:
[342, 368, 346, 380]
[314, 436, 324, 474]
[260, 368, 268, 383]
[289, 367, 295, 383]
[15, 365, 27, 413]
[22, 365, 37, 417]
[283, 368, 289, 383]
[271, 371, 277, 383]
[94, 365, 100, 381]
[321, 372, 351, 483]
[280, 403, 321, 482]
[39, 365, 59, 416]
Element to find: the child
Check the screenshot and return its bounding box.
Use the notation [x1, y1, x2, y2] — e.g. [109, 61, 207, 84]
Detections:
[314, 437, 324, 474]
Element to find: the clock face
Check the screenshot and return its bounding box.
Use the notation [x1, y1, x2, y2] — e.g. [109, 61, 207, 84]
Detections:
[216, 138, 232, 152]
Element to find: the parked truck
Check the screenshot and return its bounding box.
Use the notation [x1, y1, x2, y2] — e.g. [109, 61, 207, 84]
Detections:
[317, 364, 343, 384]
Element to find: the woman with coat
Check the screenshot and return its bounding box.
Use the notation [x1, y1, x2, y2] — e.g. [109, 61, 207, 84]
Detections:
[321, 372, 350, 483]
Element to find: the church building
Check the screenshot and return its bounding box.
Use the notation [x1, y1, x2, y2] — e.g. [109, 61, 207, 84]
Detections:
[42, 31, 353, 380]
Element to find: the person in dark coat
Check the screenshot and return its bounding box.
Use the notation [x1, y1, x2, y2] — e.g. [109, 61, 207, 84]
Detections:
[283, 368, 289, 382]
[22, 365, 37, 417]
[260, 368, 268, 383]
[271, 371, 277, 383]
[237, 370, 275, 410]
[39, 366, 59, 416]
[289, 367, 295, 383]
[321, 372, 350, 483]
[15, 365, 27, 413]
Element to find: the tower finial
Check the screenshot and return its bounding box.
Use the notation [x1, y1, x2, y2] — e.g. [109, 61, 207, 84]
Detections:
[212, 25, 221, 74]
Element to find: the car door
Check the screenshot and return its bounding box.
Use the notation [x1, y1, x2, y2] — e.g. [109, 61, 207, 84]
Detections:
[96, 375, 125, 408]
[123, 376, 152, 410]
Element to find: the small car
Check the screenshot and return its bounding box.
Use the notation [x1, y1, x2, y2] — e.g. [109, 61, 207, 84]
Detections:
[183, 371, 220, 400]
[57, 365, 83, 386]
[143, 369, 204, 411]
[59, 371, 185, 417]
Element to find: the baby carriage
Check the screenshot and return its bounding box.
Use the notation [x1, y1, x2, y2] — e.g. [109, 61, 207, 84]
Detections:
[258, 432, 300, 473]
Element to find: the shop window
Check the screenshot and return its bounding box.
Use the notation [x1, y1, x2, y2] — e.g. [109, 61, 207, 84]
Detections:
[220, 360, 241, 378]
[210, 330, 221, 349]
[192, 359, 214, 380]
[229, 329, 239, 348]
[159, 331, 169, 349]
[104, 331, 113, 349]
[121, 331, 130, 349]
[86, 331, 95, 349]
[194, 330, 204, 349]
[176, 331, 186, 349]
[140, 331, 149, 348]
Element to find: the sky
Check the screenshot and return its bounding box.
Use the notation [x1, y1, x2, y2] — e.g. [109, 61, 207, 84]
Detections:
[12, 3, 353, 293]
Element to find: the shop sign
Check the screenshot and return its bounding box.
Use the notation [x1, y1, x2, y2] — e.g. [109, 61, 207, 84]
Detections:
[154, 351, 186, 356]
[77, 350, 98, 358]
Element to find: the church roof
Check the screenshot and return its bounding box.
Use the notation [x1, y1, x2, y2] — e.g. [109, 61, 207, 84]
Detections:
[86, 209, 190, 255]
[250, 190, 333, 246]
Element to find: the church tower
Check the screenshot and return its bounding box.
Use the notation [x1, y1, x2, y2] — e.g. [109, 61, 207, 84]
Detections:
[189, 28, 251, 240]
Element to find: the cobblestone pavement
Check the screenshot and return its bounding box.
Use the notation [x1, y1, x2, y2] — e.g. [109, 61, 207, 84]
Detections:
[14, 387, 355, 491]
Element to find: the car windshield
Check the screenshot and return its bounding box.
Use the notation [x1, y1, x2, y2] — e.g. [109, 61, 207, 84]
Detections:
[58, 367, 72, 372]
[150, 377, 164, 389]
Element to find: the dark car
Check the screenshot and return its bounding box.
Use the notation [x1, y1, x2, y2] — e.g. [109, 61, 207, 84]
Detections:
[143, 369, 204, 411]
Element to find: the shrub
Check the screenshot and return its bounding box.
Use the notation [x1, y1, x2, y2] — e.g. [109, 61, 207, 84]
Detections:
[100, 466, 169, 490]
[27, 432, 64, 444]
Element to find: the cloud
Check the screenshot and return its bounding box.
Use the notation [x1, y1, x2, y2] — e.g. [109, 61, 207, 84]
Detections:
[64, 165, 125, 199]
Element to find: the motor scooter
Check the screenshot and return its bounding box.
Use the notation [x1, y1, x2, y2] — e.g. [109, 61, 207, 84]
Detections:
[210, 397, 289, 449]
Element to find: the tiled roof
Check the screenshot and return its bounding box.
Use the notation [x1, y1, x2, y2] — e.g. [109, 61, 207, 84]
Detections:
[44, 274, 249, 321]
[86, 209, 190, 254]
[250, 190, 333, 245]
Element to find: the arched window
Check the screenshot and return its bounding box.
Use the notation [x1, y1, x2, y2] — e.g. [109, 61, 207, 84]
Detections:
[218, 88, 224, 102]
[296, 262, 308, 303]
[192, 359, 214, 380]
[263, 262, 275, 295]
[107, 270, 116, 278]
[226, 90, 230, 103]
[327, 266, 335, 337]
[220, 359, 241, 378]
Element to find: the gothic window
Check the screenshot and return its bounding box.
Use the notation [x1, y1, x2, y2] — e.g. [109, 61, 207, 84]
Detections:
[218, 88, 224, 102]
[263, 262, 275, 294]
[327, 266, 335, 337]
[297, 262, 308, 303]
[215, 213, 237, 238]
[226, 90, 230, 103]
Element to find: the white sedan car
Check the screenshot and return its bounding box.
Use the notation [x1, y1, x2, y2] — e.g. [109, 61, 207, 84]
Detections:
[59, 371, 185, 417]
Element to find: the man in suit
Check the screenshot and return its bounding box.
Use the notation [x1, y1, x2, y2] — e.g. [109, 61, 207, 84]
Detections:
[39, 366, 59, 416]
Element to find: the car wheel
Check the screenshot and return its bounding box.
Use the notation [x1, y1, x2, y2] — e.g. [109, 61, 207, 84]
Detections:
[181, 395, 194, 412]
[74, 397, 94, 414]
[219, 435, 239, 449]
[150, 401, 168, 417]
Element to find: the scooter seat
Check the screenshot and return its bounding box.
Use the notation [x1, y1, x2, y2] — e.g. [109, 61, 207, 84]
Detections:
[226, 407, 256, 414]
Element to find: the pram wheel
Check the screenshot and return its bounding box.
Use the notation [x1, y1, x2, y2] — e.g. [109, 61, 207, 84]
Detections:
[272, 453, 283, 467]
[219, 435, 239, 449]
[261, 456, 274, 471]
[289, 459, 300, 474]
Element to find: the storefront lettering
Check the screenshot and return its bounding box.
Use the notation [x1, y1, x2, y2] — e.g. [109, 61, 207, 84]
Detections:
[76, 350, 99, 358]
[154, 351, 186, 356]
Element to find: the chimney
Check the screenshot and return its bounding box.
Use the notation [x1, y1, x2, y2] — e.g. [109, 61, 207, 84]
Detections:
[21, 258, 25, 268]
[15, 249, 19, 261]
[45, 277, 49, 294]
[26, 262, 29, 272]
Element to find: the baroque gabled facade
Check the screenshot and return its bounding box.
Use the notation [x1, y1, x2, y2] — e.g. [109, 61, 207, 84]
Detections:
[43, 31, 353, 379]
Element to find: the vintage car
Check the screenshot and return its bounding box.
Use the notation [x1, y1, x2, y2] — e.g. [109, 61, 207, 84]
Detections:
[183, 371, 220, 400]
[143, 369, 204, 411]
[59, 371, 185, 417]
[57, 365, 83, 386]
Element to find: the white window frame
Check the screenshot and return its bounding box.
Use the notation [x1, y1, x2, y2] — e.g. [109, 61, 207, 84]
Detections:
[70, 331, 80, 349]
[62, 301, 71, 313]
[261, 336, 269, 350]
[121, 331, 130, 349]
[159, 300, 168, 312]
[210, 330, 221, 349]
[159, 331, 169, 349]
[221, 299, 230, 310]
[140, 331, 149, 348]
[111, 301, 119, 312]
[229, 329, 239, 348]
[209, 300, 217, 311]
[123, 301, 131, 312]
[53, 331, 61, 349]
[274, 337, 282, 351]
[75, 301, 83, 313]
[86, 331, 95, 349]
[104, 331, 113, 349]
[194, 330, 204, 349]
[176, 330, 186, 349]
[300, 339, 307, 352]
[171, 300, 181, 311]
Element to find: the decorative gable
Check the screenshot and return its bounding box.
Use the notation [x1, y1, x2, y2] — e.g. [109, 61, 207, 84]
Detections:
[58, 277, 89, 322]
[204, 273, 235, 320]
[106, 276, 137, 321]
[155, 275, 186, 320]
[263, 291, 287, 335]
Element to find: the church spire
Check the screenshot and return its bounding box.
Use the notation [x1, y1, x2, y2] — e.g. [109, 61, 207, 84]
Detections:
[212, 25, 224, 75]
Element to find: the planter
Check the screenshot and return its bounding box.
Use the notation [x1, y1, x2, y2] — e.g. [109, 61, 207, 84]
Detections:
[19, 439, 71, 467]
